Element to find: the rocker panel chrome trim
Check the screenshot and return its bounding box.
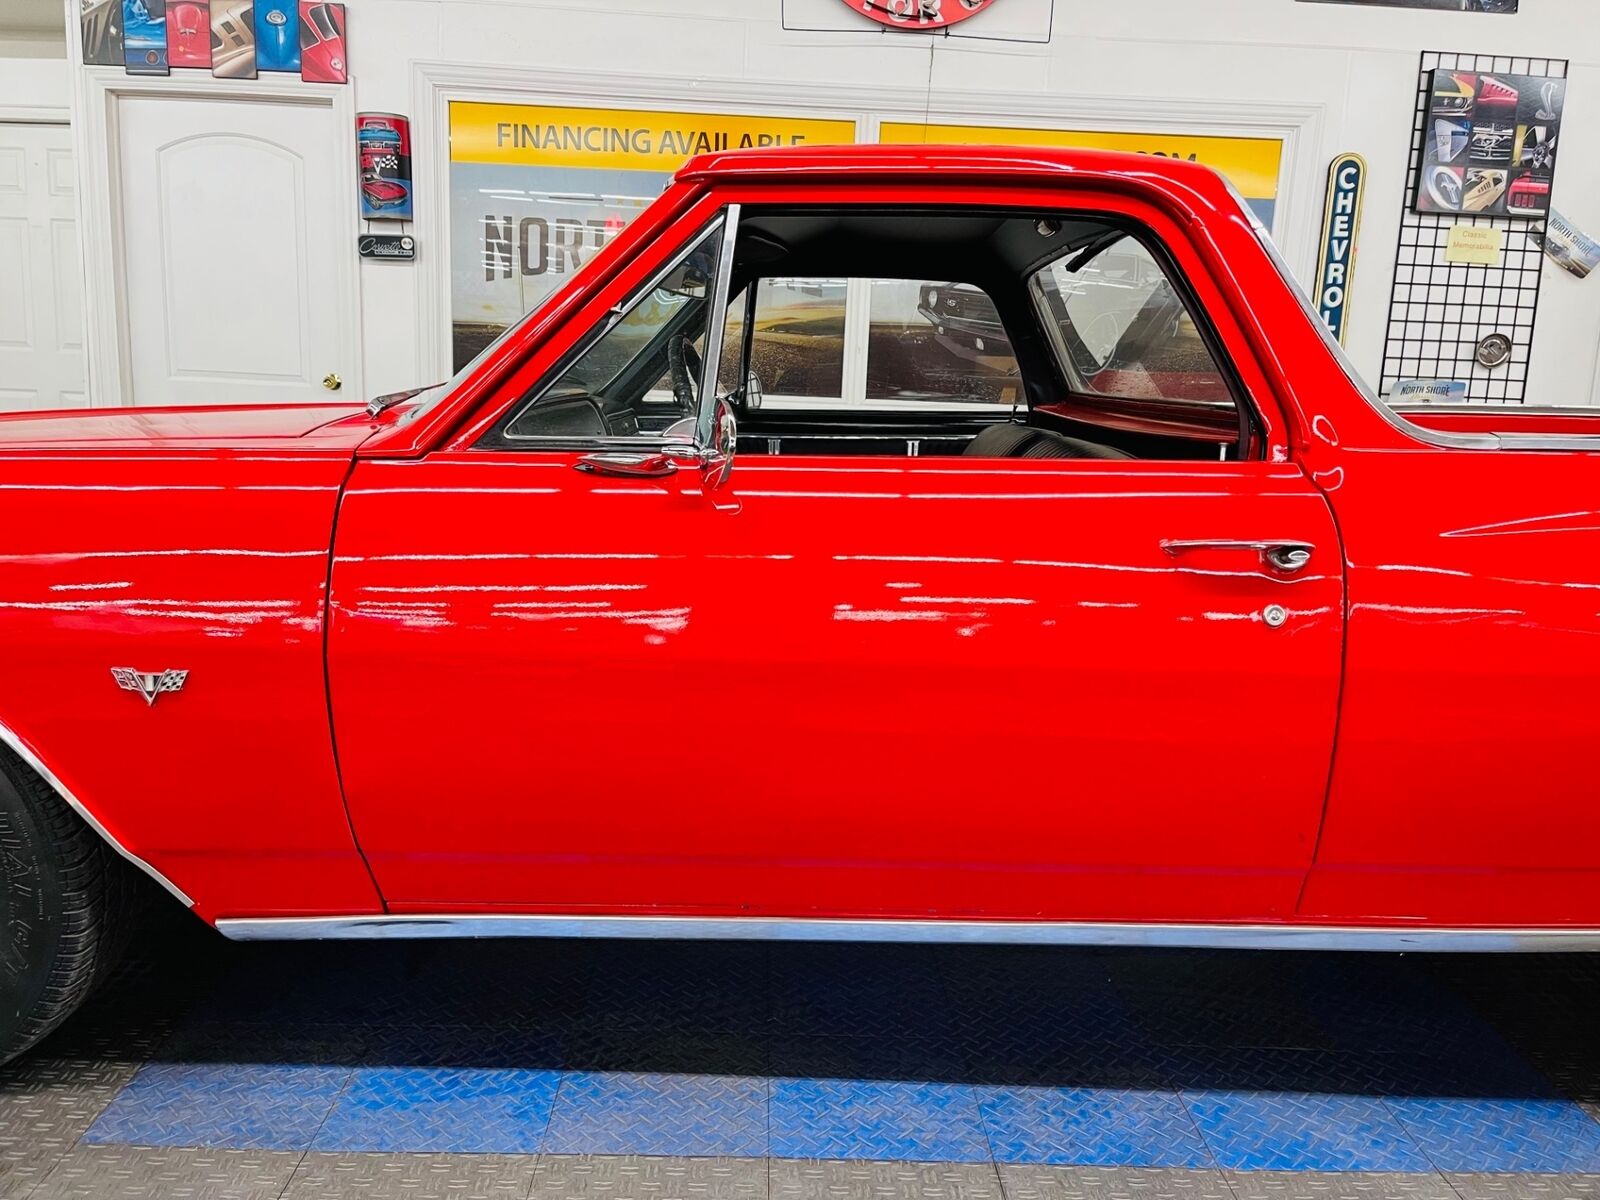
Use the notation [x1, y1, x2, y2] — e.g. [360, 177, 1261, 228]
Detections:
[0, 720, 195, 907]
[214, 913, 1600, 952]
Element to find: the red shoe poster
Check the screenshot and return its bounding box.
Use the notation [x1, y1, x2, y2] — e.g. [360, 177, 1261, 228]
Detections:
[357, 113, 413, 221]
[300, 2, 346, 84]
[167, 0, 210, 67]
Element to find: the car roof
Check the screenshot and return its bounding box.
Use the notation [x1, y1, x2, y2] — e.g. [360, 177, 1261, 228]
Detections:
[676, 142, 1238, 204]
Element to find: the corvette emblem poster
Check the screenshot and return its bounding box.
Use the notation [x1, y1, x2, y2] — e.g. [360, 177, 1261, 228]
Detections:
[446, 102, 853, 370]
[1415, 70, 1562, 218]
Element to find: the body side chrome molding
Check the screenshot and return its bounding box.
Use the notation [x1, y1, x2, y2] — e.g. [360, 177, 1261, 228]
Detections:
[215, 913, 1600, 952]
[0, 719, 195, 907]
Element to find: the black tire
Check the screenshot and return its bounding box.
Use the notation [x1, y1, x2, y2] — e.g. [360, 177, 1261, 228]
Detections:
[0, 746, 134, 1065]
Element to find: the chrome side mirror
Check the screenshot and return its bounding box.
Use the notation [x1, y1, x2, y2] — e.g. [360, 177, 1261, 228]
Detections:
[700, 396, 737, 490]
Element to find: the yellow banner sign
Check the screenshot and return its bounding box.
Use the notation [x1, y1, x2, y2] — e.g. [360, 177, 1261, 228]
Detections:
[451, 102, 856, 172]
[879, 121, 1282, 201]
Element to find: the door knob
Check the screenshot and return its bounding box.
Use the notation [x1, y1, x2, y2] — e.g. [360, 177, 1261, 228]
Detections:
[323, 373, 342, 391]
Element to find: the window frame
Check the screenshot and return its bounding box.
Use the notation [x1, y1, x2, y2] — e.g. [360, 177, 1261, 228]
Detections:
[476, 210, 733, 452]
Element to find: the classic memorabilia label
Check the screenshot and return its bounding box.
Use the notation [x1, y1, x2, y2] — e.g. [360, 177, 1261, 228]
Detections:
[1444, 224, 1505, 266]
[450, 103, 854, 171]
[1316, 154, 1366, 345]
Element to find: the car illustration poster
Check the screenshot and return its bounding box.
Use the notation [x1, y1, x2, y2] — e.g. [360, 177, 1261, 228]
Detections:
[255, 0, 300, 72]
[122, 0, 168, 75]
[299, 2, 347, 84]
[358, 113, 413, 223]
[1415, 69, 1562, 219]
[210, 0, 256, 78]
[447, 102, 855, 369]
[166, 0, 210, 67]
[80, 0, 124, 66]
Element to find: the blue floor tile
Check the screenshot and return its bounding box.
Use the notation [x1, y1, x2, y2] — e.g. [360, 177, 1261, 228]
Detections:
[1388, 1096, 1600, 1172]
[770, 1077, 989, 1162]
[541, 1072, 768, 1157]
[976, 1085, 1213, 1167]
[312, 1065, 562, 1153]
[85, 1062, 350, 1150]
[1184, 1089, 1431, 1171]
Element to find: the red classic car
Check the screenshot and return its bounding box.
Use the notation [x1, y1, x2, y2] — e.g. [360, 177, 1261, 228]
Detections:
[2, 144, 1598, 1063]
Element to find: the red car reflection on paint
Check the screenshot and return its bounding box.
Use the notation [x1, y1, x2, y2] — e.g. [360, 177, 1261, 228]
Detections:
[1, 144, 1597, 1063]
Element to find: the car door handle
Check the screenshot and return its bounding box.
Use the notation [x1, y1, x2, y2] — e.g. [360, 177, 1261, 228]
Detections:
[1161, 539, 1315, 574]
[574, 452, 677, 478]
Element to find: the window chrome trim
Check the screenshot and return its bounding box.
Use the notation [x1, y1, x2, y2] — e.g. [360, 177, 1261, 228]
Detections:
[0, 719, 194, 907]
[215, 912, 1600, 952]
[695, 202, 741, 448]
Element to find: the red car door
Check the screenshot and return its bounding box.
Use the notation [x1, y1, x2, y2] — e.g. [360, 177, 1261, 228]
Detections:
[328, 186, 1345, 923]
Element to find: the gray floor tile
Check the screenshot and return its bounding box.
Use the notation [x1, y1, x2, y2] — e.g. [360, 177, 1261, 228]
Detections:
[0, 1137, 73, 1200]
[1224, 1172, 1460, 1200]
[1443, 1176, 1600, 1200]
[284, 1151, 540, 1198]
[774, 1160, 1000, 1200]
[26, 1144, 302, 1199]
[998, 1165, 1232, 1200]
[534, 1155, 768, 1200]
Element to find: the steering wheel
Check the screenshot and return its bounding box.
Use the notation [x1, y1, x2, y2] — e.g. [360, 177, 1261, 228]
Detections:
[667, 336, 702, 416]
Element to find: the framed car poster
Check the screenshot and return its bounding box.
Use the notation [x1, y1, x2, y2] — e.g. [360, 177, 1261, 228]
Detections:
[299, 2, 347, 84]
[358, 113, 413, 223]
[1415, 69, 1562, 218]
[80, 0, 124, 66]
[166, 0, 210, 68]
[122, 0, 168, 75]
[210, 0, 256, 78]
[254, 0, 301, 72]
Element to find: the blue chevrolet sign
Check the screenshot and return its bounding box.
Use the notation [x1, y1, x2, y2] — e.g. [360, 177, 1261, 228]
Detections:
[1317, 154, 1367, 345]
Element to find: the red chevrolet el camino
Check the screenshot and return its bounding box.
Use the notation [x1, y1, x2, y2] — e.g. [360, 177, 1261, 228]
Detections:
[2, 145, 1597, 1062]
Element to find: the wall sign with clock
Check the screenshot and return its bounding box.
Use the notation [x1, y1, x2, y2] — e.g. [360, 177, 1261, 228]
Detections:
[848, 0, 998, 30]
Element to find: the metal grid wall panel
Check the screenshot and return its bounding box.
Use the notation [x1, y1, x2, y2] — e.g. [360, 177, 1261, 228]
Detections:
[1379, 51, 1568, 402]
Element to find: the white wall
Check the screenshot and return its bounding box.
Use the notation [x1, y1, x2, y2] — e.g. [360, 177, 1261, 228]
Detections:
[66, 0, 1600, 406]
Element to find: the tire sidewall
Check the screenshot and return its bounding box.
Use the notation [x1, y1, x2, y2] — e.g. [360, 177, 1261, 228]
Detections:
[0, 764, 64, 1051]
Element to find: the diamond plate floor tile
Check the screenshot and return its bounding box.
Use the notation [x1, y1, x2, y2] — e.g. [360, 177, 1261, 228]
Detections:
[25, 1144, 302, 1200]
[543, 1073, 769, 1157]
[769, 1078, 990, 1163]
[1184, 1089, 1431, 1172]
[1442, 1174, 1600, 1200]
[1388, 1097, 1600, 1173]
[774, 1158, 1001, 1200]
[0, 1136, 75, 1200]
[976, 1086, 1213, 1168]
[84, 1060, 351, 1150]
[1222, 1171, 1459, 1200]
[533, 1154, 768, 1200]
[580, 942, 773, 1035]
[312, 1064, 562, 1153]
[283, 1151, 540, 1198]
[996, 1164, 1234, 1200]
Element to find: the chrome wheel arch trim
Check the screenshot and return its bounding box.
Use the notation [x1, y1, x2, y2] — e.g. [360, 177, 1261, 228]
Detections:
[0, 719, 194, 907]
[215, 913, 1600, 952]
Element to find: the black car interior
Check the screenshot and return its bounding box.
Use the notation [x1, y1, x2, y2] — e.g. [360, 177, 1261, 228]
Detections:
[492, 208, 1255, 462]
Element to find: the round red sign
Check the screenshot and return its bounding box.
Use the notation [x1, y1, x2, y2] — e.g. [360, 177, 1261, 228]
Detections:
[850, 0, 998, 30]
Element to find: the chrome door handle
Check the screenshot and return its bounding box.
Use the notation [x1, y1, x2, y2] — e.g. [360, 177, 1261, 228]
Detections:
[1161, 539, 1314, 574]
[574, 451, 677, 478]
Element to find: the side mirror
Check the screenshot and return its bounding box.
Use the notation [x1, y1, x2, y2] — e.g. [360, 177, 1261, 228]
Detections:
[699, 396, 737, 490]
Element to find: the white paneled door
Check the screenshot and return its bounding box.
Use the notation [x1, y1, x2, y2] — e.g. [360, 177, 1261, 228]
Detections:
[116, 95, 350, 407]
[0, 123, 87, 412]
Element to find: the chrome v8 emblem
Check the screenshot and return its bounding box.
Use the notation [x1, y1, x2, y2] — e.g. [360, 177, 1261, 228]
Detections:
[111, 668, 189, 707]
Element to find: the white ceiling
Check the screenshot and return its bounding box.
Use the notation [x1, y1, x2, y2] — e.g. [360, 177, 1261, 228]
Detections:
[1, 0, 66, 36]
